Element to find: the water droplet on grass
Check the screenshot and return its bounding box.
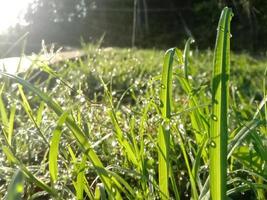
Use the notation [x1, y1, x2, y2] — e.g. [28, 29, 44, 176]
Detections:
[56, 79, 61, 84]
[210, 140, 216, 148]
[211, 115, 218, 121]
[112, 187, 116, 194]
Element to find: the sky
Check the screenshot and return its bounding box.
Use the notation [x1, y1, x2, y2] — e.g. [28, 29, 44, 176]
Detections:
[0, 0, 33, 33]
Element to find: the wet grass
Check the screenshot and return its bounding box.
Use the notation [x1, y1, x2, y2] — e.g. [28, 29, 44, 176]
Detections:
[0, 9, 267, 199]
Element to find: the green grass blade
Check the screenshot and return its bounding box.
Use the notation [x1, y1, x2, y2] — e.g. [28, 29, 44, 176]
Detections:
[36, 101, 45, 127]
[0, 86, 9, 141]
[7, 105, 16, 145]
[209, 7, 233, 200]
[95, 183, 107, 200]
[6, 170, 24, 200]
[158, 48, 175, 199]
[49, 112, 69, 183]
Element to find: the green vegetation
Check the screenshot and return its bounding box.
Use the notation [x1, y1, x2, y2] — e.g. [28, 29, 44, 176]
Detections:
[0, 7, 267, 199]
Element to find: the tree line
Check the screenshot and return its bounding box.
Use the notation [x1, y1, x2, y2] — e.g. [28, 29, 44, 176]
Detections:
[1, 0, 267, 55]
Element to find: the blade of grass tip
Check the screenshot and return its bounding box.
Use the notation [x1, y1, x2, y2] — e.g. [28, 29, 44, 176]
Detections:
[0, 72, 122, 199]
[158, 48, 175, 199]
[6, 169, 24, 200]
[183, 37, 195, 80]
[49, 111, 69, 183]
[210, 7, 233, 200]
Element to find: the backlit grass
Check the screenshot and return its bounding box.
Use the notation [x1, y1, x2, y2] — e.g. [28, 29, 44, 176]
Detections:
[0, 8, 267, 199]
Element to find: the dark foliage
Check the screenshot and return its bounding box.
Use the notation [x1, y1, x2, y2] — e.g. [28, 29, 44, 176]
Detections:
[2, 0, 267, 53]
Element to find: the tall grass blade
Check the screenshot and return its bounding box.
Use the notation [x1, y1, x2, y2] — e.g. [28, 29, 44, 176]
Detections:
[210, 7, 233, 200]
[158, 48, 175, 199]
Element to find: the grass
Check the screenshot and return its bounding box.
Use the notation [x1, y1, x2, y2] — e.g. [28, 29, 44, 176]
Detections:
[0, 7, 267, 199]
[210, 7, 233, 200]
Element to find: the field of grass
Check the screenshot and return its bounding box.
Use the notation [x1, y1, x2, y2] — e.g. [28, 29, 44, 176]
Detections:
[0, 8, 267, 200]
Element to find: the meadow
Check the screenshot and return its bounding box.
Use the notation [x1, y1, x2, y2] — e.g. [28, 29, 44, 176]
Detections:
[0, 7, 267, 200]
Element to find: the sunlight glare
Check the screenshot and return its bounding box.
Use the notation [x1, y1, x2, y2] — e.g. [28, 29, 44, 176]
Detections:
[0, 0, 33, 33]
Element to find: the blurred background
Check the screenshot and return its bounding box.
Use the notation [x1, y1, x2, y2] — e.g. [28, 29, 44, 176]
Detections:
[0, 0, 267, 56]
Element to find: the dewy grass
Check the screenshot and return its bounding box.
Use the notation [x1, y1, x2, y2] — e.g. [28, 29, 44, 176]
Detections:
[0, 72, 124, 199]
[210, 7, 233, 200]
[1, 6, 267, 200]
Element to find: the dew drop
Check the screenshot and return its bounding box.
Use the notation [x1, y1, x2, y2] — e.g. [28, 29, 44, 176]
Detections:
[164, 124, 170, 131]
[56, 79, 61, 84]
[112, 187, 116, 194]
[210, 140, 216, 148]
[160, 84, 166, 89]
[211, 115, 218, 121]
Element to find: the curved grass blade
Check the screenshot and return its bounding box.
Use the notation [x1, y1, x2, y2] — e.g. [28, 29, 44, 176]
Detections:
[0, 72, 122, 199]
[209, 7, 233, 200]
[183, 37, 194, 80]
[49, 112, 69, 183]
